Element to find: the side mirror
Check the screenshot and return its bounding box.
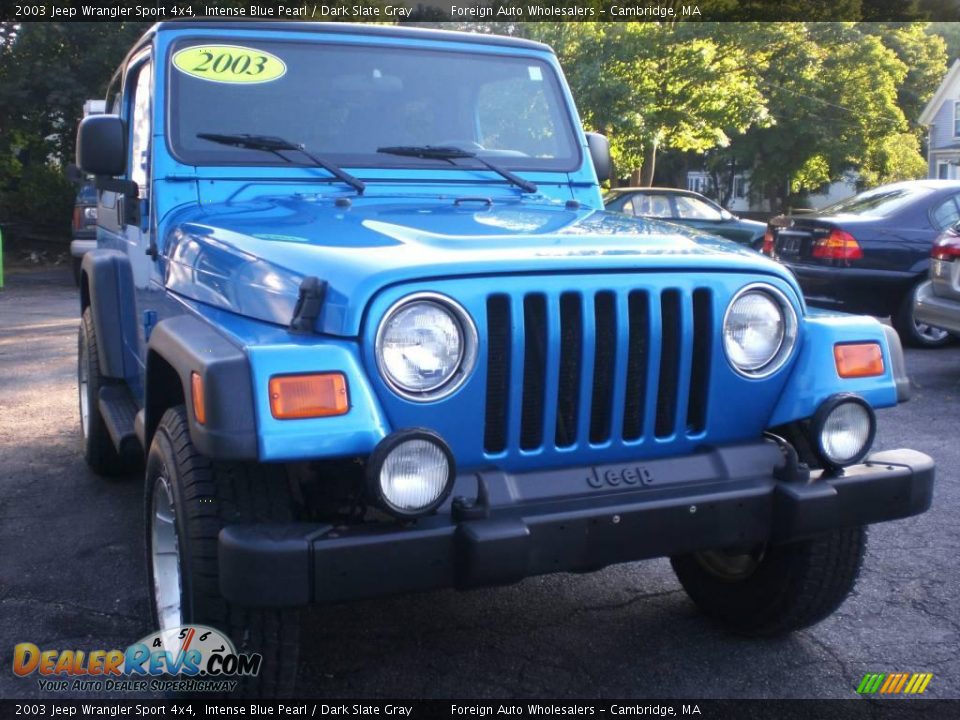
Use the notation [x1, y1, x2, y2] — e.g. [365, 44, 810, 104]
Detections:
[76, 114, 126, 177]
[720, 208, 736, 221]
[585, 132, 611, 183]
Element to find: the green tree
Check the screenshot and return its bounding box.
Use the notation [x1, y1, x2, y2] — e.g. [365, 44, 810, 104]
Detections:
[525, 22, 771, 186]
[733, 23, 932, 210]
[862, 22, 947, 128]
[0, 22, 148, 235]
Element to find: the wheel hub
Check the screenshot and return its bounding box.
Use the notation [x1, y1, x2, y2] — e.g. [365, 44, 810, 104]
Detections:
[694, 546, 766, 581]
[78, 335, 89, 440]
[151, 475, 183, 630]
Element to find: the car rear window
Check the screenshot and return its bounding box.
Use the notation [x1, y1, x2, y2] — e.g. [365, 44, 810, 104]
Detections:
[819, 187, 933, 218]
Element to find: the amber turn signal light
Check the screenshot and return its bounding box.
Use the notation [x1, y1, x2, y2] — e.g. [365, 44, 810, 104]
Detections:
[269, 373, 349, 419]
[190, 371, 206, 425]
[834, 343, 884, 378]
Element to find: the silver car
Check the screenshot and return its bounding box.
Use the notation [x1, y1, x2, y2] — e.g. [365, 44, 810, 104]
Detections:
[914, 224, 960, 336]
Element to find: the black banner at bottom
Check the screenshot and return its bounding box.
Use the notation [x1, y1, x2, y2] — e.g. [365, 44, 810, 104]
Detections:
[2, 699, 959, 720]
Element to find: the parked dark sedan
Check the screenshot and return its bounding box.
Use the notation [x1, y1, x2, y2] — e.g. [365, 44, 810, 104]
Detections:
[764, 180, 960, 347]
[604, 187, 766, 248]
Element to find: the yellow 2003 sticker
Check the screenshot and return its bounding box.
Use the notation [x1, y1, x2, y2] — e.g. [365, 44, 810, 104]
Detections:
[172, 45, 286, 84]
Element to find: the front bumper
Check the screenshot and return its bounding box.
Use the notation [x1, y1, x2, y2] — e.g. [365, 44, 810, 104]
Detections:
[218, 442, 933, 608]
[914, 280, 960, 335]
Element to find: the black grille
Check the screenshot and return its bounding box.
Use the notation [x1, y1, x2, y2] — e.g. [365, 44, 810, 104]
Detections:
[483, 295, 511, 453]
[520, 295, 547, 450]
[555, 293, 582, 447]
[483, 286, 712, 453]
[622, 291, 650, 441]
[655, 290, 681, 438]
[590, 292, 616, 444]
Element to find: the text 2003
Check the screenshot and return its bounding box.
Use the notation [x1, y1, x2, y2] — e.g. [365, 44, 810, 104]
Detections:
[15, 5, 47, 15]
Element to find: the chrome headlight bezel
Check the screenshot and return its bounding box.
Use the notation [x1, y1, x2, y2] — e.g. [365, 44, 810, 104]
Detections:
[374, 292, 478, 402]
[723, 283, 799, 379]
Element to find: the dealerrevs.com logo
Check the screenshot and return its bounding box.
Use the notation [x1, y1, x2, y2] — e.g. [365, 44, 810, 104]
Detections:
[13, 625, 261, 693]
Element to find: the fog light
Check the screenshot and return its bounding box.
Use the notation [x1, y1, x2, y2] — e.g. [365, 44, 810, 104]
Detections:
[367, 430, 455, 518]
[813, 395, 876, 468]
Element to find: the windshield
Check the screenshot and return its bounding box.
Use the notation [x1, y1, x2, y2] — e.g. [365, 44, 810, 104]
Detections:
[168, 39, 580, 172]
[819, 186, 933, 217]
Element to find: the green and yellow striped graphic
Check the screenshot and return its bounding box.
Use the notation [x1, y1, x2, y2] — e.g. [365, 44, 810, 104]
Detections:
[857, 672, 933, 694]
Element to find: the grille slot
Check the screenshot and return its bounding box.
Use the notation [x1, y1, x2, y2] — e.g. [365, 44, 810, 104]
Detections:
[483, 295, 511, 453]
[622, 291, 650, 441]
[520, 294, 547, 450]
[483, 284, 713, 455]
[589, 292, 617, 444]
[555, 293, 582, 447]
[687, 289, 712, 434]
[655, 290, 681, 438]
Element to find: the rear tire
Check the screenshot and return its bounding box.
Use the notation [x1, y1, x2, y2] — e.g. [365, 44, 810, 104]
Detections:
[671, 526, 866, 637]
[145, 406, 300, 697]
[893, 282, 952, 348]
[78, 307, 133, 475]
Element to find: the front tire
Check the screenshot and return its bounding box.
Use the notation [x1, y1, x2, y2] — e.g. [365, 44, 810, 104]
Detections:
[893, 282, 952, 348]
[145, 406, 301, 697]
[671, 526, 866, 637]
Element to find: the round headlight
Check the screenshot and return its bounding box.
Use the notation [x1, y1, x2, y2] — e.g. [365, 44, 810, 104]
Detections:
[814, 395, 875, 468]
[723, 285, 798, 377]
[376, 293, 477, 400]
[83, 206, 97, 221]
[367, 430, 455, 518]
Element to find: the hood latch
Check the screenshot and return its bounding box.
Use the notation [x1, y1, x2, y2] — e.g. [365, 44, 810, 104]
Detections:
[289, 276, 327, 335]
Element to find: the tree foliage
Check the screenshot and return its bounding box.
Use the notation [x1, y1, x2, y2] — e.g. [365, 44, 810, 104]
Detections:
[0, 22, 148, 236]
[525, 22, 770, 185]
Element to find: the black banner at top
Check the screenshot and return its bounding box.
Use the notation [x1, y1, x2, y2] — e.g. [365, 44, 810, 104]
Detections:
[0, 699, 958, 719]
[1, 0, 959, 23]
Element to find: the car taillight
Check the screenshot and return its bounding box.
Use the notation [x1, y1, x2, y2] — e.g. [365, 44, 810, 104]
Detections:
[762, 228, 774, 256]
[812, 229, 863, 260]
[72, 207, 82, 231]
[931, 235, 960, 261]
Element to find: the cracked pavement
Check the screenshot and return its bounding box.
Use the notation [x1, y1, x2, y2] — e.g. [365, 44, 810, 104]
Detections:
[1, 267, 958, 699]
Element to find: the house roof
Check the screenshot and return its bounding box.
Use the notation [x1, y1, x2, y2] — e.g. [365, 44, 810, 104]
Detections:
[919, 59, 960, 126]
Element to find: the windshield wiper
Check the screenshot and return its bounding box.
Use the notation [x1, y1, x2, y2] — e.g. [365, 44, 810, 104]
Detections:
[197, 133, 365, 194]
[377, 145, 537, 194]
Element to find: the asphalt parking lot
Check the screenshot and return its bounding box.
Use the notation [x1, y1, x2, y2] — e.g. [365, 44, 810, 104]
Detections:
[1, 266, 958, 701]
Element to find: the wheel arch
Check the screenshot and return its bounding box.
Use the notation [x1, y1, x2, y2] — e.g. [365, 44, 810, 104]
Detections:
[145, 315, 259, 461]
[79, 250, 137, 379]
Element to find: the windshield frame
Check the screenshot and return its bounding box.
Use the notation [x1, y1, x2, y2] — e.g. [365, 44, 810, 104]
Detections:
[163, 36, 584, 174]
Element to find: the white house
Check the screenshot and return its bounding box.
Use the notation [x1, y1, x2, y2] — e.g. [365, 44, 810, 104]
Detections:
[685, 171, 858, 213]
[919, 58, 960, 179]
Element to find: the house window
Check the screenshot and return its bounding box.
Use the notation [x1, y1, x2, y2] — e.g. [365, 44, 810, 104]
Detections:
[938, 162, 951, 179]
[955, 101, 960, 136]
[734, 177, 746, 198]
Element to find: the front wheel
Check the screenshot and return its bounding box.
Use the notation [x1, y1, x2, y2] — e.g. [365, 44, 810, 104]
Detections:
[145, 406, 301, 696]
[893, 282, 953, 348]
[670, 526, 866, 637]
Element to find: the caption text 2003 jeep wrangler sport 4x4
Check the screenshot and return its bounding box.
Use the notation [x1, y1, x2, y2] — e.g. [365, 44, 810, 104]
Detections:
[75, 22, 934, 695]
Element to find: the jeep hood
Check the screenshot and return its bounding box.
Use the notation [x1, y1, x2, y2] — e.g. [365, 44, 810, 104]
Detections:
[163, 194, 797, 337]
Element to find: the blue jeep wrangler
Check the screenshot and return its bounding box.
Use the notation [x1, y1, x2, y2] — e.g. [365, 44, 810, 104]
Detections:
[76, 22, 933, 694]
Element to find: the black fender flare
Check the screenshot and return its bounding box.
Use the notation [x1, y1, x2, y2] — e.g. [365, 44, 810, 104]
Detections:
[145, 315, 259, 461]
[79, 250, 137, 379]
